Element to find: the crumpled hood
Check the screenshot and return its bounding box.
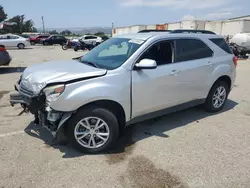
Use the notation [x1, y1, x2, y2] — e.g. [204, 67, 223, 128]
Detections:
[21, 60, 107, 94]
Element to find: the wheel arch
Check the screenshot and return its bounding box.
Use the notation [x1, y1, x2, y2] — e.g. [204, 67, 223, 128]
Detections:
[213, 75, 232, 90]
[64, 99, 126, 135]
[17, 43, 25, 48]
[206, 75, 232, 99]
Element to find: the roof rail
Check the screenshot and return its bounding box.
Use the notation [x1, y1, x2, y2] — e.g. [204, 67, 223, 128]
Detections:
[138, 29, 172, 33]
[170, 29, 216, 34]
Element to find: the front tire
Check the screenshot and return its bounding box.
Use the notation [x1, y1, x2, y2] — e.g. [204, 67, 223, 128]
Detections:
[67, 106, 119, 153]
[62, 44, 68, 50]
[74, 46, 79, 51]
[204, 81, 229, 112]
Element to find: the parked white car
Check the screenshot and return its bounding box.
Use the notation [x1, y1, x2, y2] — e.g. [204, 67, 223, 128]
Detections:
[0, 34, 30, 49]
[72, 35, 103, 45]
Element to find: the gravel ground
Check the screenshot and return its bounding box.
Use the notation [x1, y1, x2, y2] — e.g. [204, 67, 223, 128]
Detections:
[0, 46, 250, 188]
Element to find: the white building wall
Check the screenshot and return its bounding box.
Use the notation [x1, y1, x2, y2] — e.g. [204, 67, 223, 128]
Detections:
[168, 22, 181, 30]
[146, 25, 156, 30]
[205, 21, 223, 35]
[129, 25, 146, 33]
[243, 20, 250, 33]
[221, 20, 244, 36]
[195, 20, 206, 30]
[180, 20, 195, 29]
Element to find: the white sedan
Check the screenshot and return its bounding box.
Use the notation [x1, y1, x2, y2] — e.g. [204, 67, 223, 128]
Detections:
[0, 34, 31, 49]
[72, 35, 103, 45]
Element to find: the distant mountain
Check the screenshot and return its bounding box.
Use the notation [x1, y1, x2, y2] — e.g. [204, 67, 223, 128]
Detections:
[37, 27, 112, 35]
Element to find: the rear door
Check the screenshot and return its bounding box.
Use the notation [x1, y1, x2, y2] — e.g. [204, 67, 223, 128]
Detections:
[173, 38, 214, 102]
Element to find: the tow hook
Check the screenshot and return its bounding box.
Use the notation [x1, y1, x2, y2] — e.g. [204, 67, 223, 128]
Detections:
[17, 104, 29, 116]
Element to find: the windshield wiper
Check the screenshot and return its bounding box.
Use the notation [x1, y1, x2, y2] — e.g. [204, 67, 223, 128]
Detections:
[81, 61, 100, 68]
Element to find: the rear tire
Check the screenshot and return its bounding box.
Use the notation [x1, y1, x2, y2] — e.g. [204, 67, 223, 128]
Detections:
[17, 43, 25, 49]
[204, 81, 229, 112]
[67, 106, 119, 153]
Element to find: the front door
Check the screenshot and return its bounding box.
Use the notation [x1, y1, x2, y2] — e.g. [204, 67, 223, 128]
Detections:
[131, 40, 181, 119]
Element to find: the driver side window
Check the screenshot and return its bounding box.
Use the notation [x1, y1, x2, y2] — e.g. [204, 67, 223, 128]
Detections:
[139, 40, 174, 66]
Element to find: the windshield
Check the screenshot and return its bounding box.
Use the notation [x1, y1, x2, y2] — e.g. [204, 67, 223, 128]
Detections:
[80, 37, 145, 70]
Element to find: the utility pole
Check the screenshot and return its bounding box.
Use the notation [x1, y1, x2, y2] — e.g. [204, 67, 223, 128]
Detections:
[41, 16, 45, 34]
[111, 22, 114, 37]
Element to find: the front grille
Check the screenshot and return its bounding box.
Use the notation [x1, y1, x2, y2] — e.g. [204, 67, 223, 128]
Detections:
[19, 83, 34, 97]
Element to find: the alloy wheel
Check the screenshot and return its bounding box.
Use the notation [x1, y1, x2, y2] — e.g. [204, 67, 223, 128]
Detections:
[74, 117, 110, 149]
[212, 86, 226, 108]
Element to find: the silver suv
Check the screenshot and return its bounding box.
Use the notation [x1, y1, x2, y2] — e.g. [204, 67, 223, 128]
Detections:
[10, 31, 237, 153]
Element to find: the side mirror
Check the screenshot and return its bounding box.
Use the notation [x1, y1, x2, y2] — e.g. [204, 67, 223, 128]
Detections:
[134, 59, 157, 70]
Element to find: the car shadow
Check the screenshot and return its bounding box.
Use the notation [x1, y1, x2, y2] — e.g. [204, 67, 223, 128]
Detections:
[6, 47, 33, 50]
[0, 67, 26, 74]
[24, 99, 238, 159]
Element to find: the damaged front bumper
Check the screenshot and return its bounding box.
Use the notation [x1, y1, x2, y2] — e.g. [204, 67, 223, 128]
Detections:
[9, 83, 73, 140]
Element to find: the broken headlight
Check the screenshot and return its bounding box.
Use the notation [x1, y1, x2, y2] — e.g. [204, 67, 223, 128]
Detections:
[43, 85, 65, 103]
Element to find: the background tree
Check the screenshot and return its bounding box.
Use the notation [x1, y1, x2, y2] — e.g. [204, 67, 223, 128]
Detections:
[0, 5, 37, 34]
[94, 31, 105, 37]
[0, 5, 7, 23]
[23, 19, 37, 32]
[61, 29, 72, 36]
[48, 30, 58, 34]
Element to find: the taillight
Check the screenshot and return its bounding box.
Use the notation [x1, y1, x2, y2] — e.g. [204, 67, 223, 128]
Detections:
[233, 56, 238, 67]
[0, 46, 6, 51]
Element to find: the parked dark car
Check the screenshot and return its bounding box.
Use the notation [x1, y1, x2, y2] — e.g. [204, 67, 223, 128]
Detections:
[30, 34, 50, 45]
[101, 35, 109, 41]
[42, 35, 67, 45]
[0, 45, 12, 66]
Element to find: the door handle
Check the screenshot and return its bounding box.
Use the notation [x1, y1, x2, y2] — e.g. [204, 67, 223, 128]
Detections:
[170, 70, 180, 75]
[207, 61, 212, 66]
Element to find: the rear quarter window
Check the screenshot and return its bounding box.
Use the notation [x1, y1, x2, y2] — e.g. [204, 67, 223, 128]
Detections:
[209, 38, 232, 54]
[175, 39, 213, 62]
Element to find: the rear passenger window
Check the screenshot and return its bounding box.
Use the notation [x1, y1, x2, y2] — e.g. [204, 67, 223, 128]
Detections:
[175, 39, 213, 62]
[210, 38, 233, 54]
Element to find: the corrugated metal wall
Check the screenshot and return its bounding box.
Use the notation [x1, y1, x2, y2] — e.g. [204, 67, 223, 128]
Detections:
[146, 25, 156, 30]
[205, 21, 223, 35]
[168, 22, 181, 30]
[195, 21, 206, 30]
[243, 21, 250, 33]
[112, 17, 250, 37]
[180, 21, 195, 29]
[221, 20, 244, 36]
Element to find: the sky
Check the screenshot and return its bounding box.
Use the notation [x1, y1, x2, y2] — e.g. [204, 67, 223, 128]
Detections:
[1, 0, 249, 28]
